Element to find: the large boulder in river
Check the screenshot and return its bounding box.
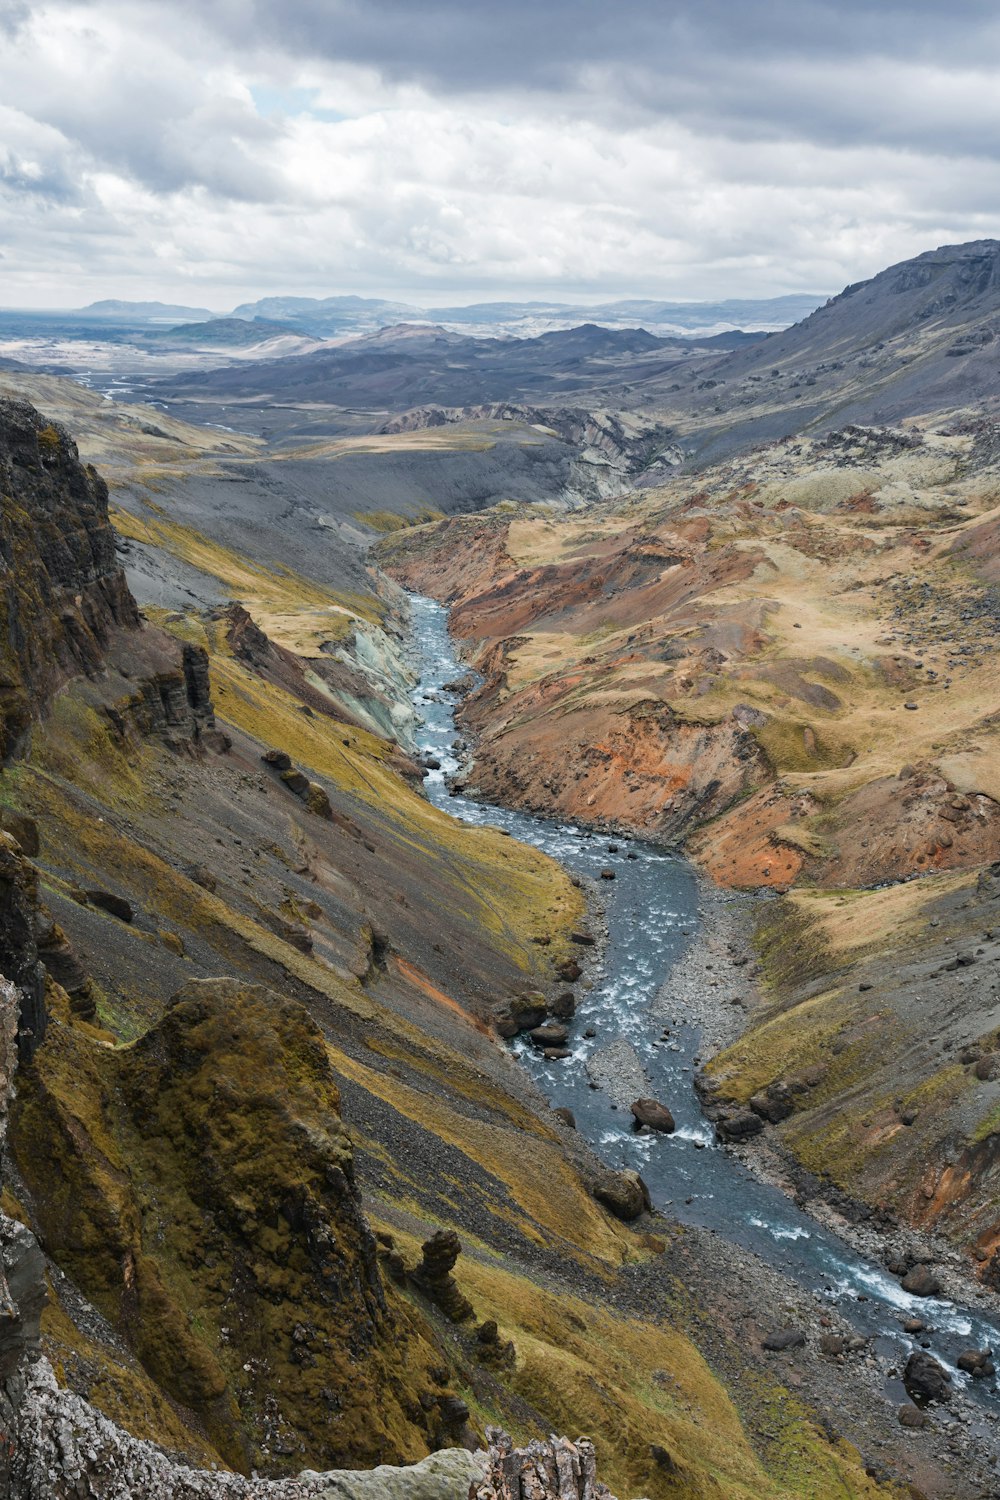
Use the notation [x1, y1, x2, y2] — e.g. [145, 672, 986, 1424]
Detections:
[592, 1169, 651, 1222]
[549, 990, 576, 1020]
[529, 1023, 569, 1049]
[901, 1264, 941, 1297]
[630, 1098, 676, 1133]
[494, 996, 547, 1038]
[903, 1350, 950, 1404]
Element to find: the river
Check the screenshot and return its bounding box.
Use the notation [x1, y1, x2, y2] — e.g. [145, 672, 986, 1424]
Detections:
[407, 592, 1000, 1419]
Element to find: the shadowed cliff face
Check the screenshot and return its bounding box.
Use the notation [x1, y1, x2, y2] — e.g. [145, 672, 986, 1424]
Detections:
[0, 396, 223, 761]
[0, 398, 141, 754]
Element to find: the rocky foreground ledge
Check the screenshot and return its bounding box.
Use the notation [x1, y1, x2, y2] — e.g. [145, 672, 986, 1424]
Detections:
[12, 1358, 616, 1500]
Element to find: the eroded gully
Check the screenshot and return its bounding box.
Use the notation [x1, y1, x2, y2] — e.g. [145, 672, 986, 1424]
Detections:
[407, 592, 1000, 1420]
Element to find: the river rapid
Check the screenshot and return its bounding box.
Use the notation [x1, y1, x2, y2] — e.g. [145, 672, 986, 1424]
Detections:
[407, 592, 1000, 1418]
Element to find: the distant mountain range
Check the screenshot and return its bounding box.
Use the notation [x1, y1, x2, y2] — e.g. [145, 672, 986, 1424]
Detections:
[226, 292, 824, 339]
[51, 291, 826, 340]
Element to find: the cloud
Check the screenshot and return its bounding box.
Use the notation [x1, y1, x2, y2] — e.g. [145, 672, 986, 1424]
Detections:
[0, 0, 999, 306]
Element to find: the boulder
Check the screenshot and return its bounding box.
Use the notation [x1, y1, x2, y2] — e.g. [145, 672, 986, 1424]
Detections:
[0, 811, 39, 857]
[570, 931, 596, 946]
[261, 748, 292, 771]
[494, 998, 547, 1039]
[549, 990, 576, 1020]
[903, 1350, 950, 1404]
[85, 890, 133, 923]
[749, 1081, 795, 1123]
[305, 782, 333, 819]
[630, 1097, 676, 1133]
[716, 1110, 764, 1143]
[592, 1169, 650, 1222]
[556, 959, 583, 982]
[529, 1023, 569, 1049]
[957, 1348, 995, 1377]
[901, 1264, 941, 1298]
[898, 1404, 927, 1429]
[599, 869, 616, 881]
[761, 1328, 806, 1352]
[280, 767, 310, 797]
[553, 1107, 576, 1129]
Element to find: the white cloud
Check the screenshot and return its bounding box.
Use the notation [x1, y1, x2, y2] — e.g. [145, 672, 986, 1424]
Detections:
[0, 0, 999, 306]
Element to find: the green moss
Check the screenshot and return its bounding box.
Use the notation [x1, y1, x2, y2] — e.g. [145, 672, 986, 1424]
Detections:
[354, 506, 446, 533]
[12, 984, 447, 1475]
[751, 719, 854, 774]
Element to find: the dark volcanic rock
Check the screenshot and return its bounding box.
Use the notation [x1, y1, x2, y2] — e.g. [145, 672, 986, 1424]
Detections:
[85, 890, 134, 924]
[280, 767, 310, 797]
[749, 1081, 795, 1123]
[716, 1110, 764, 1143]
[412, 1230, 474, 1322]
[556, 958, 583, 982]
[903, 1350, 951, 1404]
[0, 836, 47, 1062]
[761, 1328, 806, 1352]
[549, 989, 576, 1020]
[0, 813, 38, 858]
[630, 1097, 676, 1133]
[0, 398, 140, 757]
[957, 1348, 995, 1377]
[529, 1022, 569, 1049]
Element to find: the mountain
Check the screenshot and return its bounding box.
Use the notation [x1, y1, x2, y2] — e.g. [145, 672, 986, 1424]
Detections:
[142, 315, 321, 353]
[667, 239, 1000, 462]
[229, 294, 421, 335]
[153, 319, 727, 410]
[76, 298, 216, 322]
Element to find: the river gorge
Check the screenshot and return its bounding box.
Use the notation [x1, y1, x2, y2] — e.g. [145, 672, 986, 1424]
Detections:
[408, 591, 1000, 1441]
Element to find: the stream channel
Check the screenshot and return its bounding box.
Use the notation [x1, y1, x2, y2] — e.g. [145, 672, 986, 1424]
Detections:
[408, 592, 1000, 1421]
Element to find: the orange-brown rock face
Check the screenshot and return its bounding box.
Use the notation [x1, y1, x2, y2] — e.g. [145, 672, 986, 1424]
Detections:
[381, 422, 1000, 890]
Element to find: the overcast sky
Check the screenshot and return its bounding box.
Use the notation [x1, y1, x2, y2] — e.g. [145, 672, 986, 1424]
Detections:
[2, 0, 1000, 308]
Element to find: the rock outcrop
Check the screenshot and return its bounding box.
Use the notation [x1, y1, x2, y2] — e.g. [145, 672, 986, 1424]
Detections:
[12, 1360, 487, 1498]
[12, 977, 449, 1474]
[0, 397, 140, 755]
[0, 396, 223, 760]
[472, 1428, 616, 1500]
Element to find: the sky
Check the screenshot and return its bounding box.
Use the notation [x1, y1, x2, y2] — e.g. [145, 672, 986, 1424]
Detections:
[2, 0, 1000, 309]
